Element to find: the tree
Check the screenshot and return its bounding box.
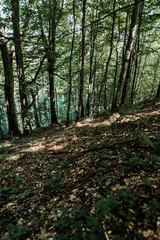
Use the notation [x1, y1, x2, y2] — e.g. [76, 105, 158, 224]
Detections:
[11, 0, 31, 134]
[77, 0, 87, 120]
[66, 0, 76, 126]
[37, 0, 65, 124]
[103, 0, 116, 110]
[0, 25, 21, 136]
[156, 82, 160, 98]
[112, 0, 142, 112]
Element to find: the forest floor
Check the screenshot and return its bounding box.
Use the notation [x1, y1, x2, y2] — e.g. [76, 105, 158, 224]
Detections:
[0, 100, 160, 240]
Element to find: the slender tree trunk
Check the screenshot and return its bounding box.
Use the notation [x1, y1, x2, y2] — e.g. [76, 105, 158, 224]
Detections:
[0, 28, 21, 136]
[11, 0, 30, 134]
[121, 56, 132, 104]
[49, 19, 58, 124]
[156, 82, 160, 98]
[112, 0, 141, 112]
[110, 14, 121, 109]
[103, 0, 116, 110]
[130, 1, 144, 104]
[134, 51, 148, 101]
[92, 53, 97, 113]
[86, 23, 97, 116]
[30, 90, 40, 129]
[37, 2, 58, 124]
[130, 50, 138, 104]
[121, 12, 130, 105]
[66, 0, 76, 126]
[151, 57, 159, 96]
[111, 48, 119, 107]
[86, 25, 94, 116]
[88, 11, 100, 115]
[77, 0, 86, 120]
[122, 12, 129, 63]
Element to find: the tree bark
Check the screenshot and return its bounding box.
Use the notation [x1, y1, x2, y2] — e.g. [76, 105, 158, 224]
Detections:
[112, 0, 141, 112]
[86, 8, 99, 116]
[0, 28, 21, 136]
[37, 1, 58, 124]
[11, 0, 30, 134]
[130, 1, 144, 104]
[156, 82, 160, 98]
[77, 0, 86, 120]
[30, 89, 41, 129]
[121, 56, 132, 104]
[48, 19, 58, 124]
[103, 0, 116, 110]
[66, 0, 76, 126]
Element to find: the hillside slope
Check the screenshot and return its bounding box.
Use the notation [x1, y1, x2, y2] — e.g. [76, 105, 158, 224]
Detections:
[0, 101, 160, 240]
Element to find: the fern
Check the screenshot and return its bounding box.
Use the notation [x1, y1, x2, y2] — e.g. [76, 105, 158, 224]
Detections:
[140, 132, 156, 150]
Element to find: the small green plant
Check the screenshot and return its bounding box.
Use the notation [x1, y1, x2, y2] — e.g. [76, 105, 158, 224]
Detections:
[44, 174, 65, 193]
[140, 132, 156, 149]
[7, 223, 29, 240]
[0, 145, 10, 154]
[55, 205, 86, 240]
[0, 175, 26, 206]
[144, 200, 160, 224]
[95, 196, 120, 219]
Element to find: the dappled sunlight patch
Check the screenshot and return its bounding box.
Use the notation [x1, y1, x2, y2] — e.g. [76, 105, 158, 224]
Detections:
[10, 155, 20, 161]
[48, 143, 66, 151]
[76, 119, 111, 128]
[109, 112, 121, 122]
[71, 136, 79, 141]
[147, 110, 160, 116]
[21, 144, 45, 153]
[8, 154, 20, 162]
[45, 137, 67, 150]
[0, 102, 160, 240]
[120, 109, 160, 123]
[120, 114, 141, 123]
[99, 119, 111, 126]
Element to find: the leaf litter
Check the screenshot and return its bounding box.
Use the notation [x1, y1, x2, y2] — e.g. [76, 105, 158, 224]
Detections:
[0, 101, 160, 239]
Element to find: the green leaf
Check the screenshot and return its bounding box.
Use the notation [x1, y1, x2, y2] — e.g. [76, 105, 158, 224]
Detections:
[30, 166, 37, 170]
[140, 132, 156, 149]
[86, 216, 97, 227]
[86, 233, 101, 240]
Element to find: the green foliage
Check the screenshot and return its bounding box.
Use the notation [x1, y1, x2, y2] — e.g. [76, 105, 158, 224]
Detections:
[0, 145, 10, 154]
[95, 197, 120, 218]
[144, 200, 160, 224]
[55, 205, 86, 240]
[44, 174, 65, 193]
[0, 175, 23, 206]
[140, 132, 156, 149]
[7, 223, 29, 240]
[122, 150, 160, 170]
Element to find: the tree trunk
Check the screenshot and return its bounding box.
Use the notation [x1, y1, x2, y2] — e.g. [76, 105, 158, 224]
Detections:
[37, 2, 58, 124]
[111, 14, 121, 109]
[112, 0, 141, 112]
[66, 0, 76, 126]
[0, 28, 21, 136]
[30, 90, 41, 129]
[130, 1, 144, 104]
[11, 0, 30, 134]
[103, 0, 116, 110]
[77, 0, 86, 120]
[121, 57, 132, 104]
[156, 83, 160, 98]
[48, 22, 58, 124]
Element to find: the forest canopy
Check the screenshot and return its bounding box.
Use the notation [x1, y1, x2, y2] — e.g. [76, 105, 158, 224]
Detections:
[0, 0, 160, 138]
